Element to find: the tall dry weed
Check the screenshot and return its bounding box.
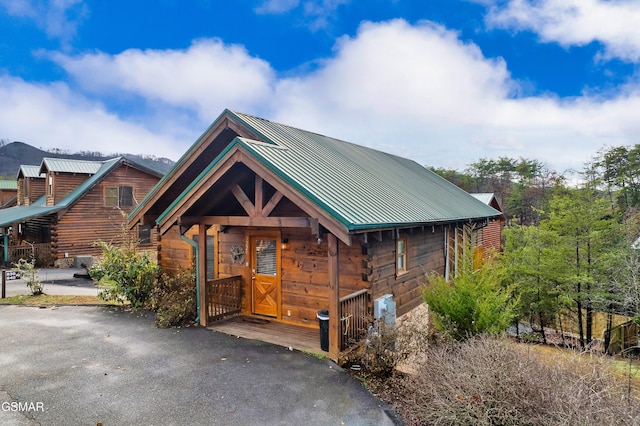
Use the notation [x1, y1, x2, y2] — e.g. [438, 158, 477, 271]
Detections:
[385, 336, 640, 425]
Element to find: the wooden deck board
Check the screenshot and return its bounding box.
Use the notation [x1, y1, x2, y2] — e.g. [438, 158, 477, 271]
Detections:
[208, 316, 325, 355]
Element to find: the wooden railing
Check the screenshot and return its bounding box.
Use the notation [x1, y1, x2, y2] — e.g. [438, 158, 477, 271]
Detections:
[206, 275, 243, 322]
[339, 289, 371, 351]
[605, 320, 638, 355]
[8, 243, 52, 264]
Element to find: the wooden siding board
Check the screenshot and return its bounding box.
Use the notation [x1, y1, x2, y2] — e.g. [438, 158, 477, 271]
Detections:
[165, 224, 448, 331]
[368, 227, 445, 317]
[54, 165, 161, 260]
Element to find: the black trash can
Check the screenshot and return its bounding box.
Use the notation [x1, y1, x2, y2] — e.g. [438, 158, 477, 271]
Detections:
[317, 309, 329, 352]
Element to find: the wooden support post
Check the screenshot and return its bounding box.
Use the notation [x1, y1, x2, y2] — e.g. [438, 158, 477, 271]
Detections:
[198, 223, 208, 327]
[1, 269, 5, 299]
[328, 233, 340, 361]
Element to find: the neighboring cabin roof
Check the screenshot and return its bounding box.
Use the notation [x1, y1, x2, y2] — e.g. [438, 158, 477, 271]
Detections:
[0, 181, 17, 190]
[1, 195, 17, 208]
[137, 109, 501, 236]
[39, 158, 104, 175]
[17, 165, 43, 179]
[471, 193, 495, 205]
[0, 157, 162, 228]
[471, 192, 504, 214]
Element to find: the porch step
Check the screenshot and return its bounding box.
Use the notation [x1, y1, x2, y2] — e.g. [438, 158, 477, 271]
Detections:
[208, 316, 324, 356]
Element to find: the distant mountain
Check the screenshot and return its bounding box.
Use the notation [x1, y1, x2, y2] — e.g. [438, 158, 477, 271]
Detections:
[0, 141, 175, 178]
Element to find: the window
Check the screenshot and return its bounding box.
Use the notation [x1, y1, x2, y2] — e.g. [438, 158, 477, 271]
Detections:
[138, 225, 151, 245]
[105, 186, 133, 207]
[48, 174, 53, 195]
[255, 239, 277, 276]
[396, 236, 408, 275]
[192, 234, 215, 280]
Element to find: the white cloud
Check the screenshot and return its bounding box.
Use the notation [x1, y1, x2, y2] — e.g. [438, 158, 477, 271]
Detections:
[0, 75, 185, 160]
[6, 17, 640, 174]
[0, 0, 87, 46]
[255, 0, 349, 30]
[267, 19, 640, 172]
[255, 0, 300, 14]
[486, 0, 640, 62]
[50, 39, 276, 122]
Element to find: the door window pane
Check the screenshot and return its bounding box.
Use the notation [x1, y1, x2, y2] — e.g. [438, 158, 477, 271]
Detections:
[256, 239, 277, 276]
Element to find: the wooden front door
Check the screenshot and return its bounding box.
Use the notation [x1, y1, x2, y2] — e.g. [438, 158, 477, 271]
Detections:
[250, 235, 280, 317]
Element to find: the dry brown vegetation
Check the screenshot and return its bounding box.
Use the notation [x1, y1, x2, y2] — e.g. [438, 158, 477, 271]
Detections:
[361, 336, 640, 425]
[346, 306, 640, 425]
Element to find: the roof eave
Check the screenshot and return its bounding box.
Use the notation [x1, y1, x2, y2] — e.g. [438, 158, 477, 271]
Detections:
[346, 213, 503, 233]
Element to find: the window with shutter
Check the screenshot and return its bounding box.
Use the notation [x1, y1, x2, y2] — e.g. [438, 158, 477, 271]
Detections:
[256, 239, 277, 276]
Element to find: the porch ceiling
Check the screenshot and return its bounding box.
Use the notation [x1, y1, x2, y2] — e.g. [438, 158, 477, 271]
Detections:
[177, 162, 310, 224]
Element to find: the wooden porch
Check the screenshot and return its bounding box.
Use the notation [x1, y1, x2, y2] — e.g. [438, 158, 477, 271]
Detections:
[208, 316, 323, 355]
[6, 243, 52, 265]
[204, 276, 372, 360]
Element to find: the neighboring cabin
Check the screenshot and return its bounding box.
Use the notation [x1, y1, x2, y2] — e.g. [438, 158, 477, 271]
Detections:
[0, 157, 162, 266]
[129, 109, 502, 361]
[470, 193, 505, 261]
[17, 165, 45, 207]
[0, 180, 17, 208]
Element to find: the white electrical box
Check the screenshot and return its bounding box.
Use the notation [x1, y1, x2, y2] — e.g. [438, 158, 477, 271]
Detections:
[373, 294, 396, 325]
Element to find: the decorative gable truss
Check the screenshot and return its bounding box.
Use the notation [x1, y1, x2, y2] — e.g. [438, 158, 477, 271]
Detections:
[156, 143, 349, 245]
[178, 173, 319, 235]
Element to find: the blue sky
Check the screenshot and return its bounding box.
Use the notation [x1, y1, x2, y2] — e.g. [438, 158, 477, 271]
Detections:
[1, 0, 640, 174]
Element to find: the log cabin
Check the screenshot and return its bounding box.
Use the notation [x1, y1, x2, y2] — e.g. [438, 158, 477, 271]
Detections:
[17, 165, 45, 207]
[0, 157, 162, 266]
[129, 109, 502, 362]
[470, 193, 505, 261]
[0, 180, 17, 208]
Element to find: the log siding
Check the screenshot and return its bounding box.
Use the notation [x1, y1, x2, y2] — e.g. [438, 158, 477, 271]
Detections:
[51, 165, 160, 260]
[366, 227, 446, 317]
[162, 223, 447, 329]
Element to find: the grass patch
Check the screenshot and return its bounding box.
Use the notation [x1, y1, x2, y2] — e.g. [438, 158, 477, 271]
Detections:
[521, 342, 640, 390]
[302, 350, 328, 360]
[607, 356, 640, 388]
[94, 277, 117, 290]
[0, 293, 123, 306]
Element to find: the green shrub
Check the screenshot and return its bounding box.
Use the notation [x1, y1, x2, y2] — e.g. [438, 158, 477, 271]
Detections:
[90, 241, 160, 309]
[422, 256, 515, 340]
[12, 258, 43, 295]
[152, 270, 197, 328]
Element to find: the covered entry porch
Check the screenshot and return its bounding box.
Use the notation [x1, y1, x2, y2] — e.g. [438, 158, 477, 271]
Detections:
[203, 273, 371, 359]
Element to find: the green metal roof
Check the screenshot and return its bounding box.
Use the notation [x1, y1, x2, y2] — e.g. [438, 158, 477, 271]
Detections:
[0, 180, 17, 190]
[0, 157, 130, 227]
[17, 165, 42, 179]
[0, 195, 58, 228]
[154, 110, 500, 232]
[40, 158, 103, 174]
[233, 112, 500, 230]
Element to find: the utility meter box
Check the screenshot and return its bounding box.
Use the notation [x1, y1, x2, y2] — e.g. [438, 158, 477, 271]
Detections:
[373, 294, 396, 325]
[75, 255, 93, 269]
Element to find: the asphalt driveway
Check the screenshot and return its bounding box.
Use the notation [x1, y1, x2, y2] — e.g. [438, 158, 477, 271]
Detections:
[0, 305, 398, 426]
